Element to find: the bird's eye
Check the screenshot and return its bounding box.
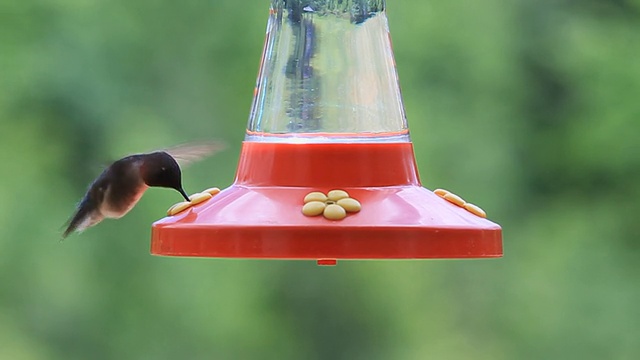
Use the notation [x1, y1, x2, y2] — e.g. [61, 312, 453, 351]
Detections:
[161, 167, 166, 171]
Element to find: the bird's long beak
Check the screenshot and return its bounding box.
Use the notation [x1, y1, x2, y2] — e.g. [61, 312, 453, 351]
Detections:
[178, 187, 190, 202]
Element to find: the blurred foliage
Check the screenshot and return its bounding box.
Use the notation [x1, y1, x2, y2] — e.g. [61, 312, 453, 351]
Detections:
[1, 0, 639, 359]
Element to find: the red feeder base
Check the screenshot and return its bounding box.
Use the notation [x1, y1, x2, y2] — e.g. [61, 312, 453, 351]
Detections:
[151, 141, 502, 262]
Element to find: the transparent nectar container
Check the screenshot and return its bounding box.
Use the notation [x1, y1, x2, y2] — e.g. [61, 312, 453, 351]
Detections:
[247, 0, 409, 143]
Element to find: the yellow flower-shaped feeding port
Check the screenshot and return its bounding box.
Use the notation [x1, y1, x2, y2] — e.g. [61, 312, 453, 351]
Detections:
[167, 187, 221, 216]
[302, 190, 361, 221]
[434, 188, 487, 218]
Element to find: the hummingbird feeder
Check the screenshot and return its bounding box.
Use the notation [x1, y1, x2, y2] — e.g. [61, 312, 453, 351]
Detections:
[151, 0, 502, 265]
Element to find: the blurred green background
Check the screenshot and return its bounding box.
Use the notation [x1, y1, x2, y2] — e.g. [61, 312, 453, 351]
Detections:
[1, 0, 639, 359]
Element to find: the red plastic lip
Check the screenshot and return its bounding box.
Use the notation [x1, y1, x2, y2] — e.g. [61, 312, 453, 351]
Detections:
[235, 141, 420, 187]
[151, 141, 502, 260]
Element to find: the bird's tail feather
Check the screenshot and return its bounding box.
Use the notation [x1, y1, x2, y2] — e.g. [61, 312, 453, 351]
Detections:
[62, 206, 103, 239]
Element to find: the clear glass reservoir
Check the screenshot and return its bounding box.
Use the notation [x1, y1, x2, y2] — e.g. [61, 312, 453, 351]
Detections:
[247, 0, 409, 142]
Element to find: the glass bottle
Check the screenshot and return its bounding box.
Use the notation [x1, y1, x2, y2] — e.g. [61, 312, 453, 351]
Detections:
[247, 0, 408, 143]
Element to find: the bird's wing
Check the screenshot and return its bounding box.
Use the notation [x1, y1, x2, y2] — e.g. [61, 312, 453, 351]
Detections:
[163, 142, 225, 167]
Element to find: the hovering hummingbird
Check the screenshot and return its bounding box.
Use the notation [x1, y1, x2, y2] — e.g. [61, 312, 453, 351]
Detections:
[63, 143, 222, 238]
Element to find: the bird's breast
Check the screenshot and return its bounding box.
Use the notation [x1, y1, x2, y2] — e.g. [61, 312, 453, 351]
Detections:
[100, 183, 149, 219]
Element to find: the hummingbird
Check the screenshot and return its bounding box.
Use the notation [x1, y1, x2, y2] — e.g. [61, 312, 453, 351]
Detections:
[63, 143, 222, 238]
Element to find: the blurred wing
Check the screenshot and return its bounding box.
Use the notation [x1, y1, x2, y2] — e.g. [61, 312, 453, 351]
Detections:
[164, 142, 225, 167]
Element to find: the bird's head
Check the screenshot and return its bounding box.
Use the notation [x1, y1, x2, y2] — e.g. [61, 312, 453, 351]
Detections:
[141, 152, 190, 201]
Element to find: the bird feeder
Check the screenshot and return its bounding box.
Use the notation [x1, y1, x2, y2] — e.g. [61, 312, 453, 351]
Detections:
[151, 0, 502, 265]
